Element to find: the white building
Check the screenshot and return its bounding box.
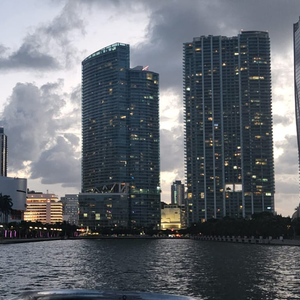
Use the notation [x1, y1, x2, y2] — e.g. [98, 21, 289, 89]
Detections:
[24, 191, 63, 224]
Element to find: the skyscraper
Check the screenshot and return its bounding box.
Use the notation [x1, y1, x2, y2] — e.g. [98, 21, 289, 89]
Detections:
[171, 180, 185, 205]
[0, 128, 7, 177]
[294, 18, 300, 183]
[80, 43, 160, 230]
[184, 31, 275, 224]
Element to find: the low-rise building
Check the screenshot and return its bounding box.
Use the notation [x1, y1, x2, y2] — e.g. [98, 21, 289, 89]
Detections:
[78, 193, 129, 229]
[24, 191, 63, 224]
[161, 203, 186, 230]
[61, 194, 79, 225]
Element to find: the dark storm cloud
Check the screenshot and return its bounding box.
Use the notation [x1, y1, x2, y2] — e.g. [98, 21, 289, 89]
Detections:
[0, 44, 59, 70]
[130, 0, 300, 94]
[30, 135, 80, 187]
[1, 81, 80, 187]
[0, 1, 84, 71]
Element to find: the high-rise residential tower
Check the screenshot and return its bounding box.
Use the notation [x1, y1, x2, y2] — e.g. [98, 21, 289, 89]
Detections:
[184, 31, 275, 224]
[294, 18, 300, 184]
[171, 180, 185, 206]
[0, 128, 7, 177]
[80, 43, 160, 230]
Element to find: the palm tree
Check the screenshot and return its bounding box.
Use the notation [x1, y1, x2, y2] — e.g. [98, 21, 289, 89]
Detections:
[0, 194, 13, 223]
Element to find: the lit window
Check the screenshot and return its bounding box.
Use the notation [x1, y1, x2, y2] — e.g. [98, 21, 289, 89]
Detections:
[146, 73, 153, 80]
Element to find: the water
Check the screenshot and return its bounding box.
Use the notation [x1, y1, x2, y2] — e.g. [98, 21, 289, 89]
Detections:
[1, 239, 300, 299]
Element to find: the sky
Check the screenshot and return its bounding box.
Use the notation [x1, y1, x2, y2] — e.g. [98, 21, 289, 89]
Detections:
[0, 0, 299, 217]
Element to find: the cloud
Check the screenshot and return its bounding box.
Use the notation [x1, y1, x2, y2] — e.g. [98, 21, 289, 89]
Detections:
[275, 176, 298, 195]
[275, 135, 298, 175]
[0, 1, 85, 72]
[30, 135, 80, 187]
[1, 80, 81, 189]
[273, 114, 294, 126]
[0, 44, 59, 71]
[160, 127, 184, 173]
[130, 0, 300, 97]
[274, 134, 298, 215]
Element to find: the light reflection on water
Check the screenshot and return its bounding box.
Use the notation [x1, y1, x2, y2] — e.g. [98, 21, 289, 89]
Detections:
[1, 239, 300, 299]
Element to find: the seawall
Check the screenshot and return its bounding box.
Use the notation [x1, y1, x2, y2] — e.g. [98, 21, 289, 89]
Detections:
[192, 235, 300, 246]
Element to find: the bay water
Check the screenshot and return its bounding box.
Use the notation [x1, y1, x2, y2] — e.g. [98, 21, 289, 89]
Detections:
[1, 239, 300, 299]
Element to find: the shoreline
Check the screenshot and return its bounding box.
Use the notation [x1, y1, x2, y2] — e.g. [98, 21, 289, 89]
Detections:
[191, 235, 300, 246]
[0, 237, 62, 244]
[2, 235, 300, 246]
[0, 235, 187, 244]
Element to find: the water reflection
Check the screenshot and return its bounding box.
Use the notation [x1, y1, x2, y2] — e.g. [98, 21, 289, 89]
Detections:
[1, 239, 300, 299]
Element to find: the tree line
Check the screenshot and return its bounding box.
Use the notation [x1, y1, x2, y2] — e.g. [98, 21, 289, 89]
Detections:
[0, 194, 13, 223]
[184, 212, 299, 239]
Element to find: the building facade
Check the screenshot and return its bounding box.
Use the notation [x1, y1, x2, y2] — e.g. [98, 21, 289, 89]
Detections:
[24, 192, 63, 224]
[61, 194, 79, 226]
[161, 204, 182, 230]
[171, 180, 185, 206]
[294, 18, 300, 186]
[161, 202, 187, 230]
[0, 176, 27, 222]
[0, 128, 7, 177]
[184, 31, 275, 224]
[81, 43, 160, 230]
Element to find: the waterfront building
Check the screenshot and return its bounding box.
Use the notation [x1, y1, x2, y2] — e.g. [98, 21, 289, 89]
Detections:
[0, 176, 27, 222]
[79, 193, 129, 229]
[161, 203, 186, 230]
[61, 194, 79, 226]
[294, 18, 300, 195]
[0, 128, 7, 177]
[184, 31, 275, 224]
[80, 43, 160, 230]
[24, 191, 63, 224]
[171, 180, 185, 205]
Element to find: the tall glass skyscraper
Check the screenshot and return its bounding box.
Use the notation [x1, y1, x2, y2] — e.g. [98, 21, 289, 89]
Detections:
[183, 31, 275, 224]
[0, 128, 7, 177]
[81, 43, 160, 229]
[294, 18, 300, 183]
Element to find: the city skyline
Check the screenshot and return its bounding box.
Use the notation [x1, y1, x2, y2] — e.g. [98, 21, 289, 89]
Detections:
[0, 0, 299, 216]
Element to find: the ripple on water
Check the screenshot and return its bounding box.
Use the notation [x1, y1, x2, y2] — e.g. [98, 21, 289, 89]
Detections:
[1, 240, 300, 299]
